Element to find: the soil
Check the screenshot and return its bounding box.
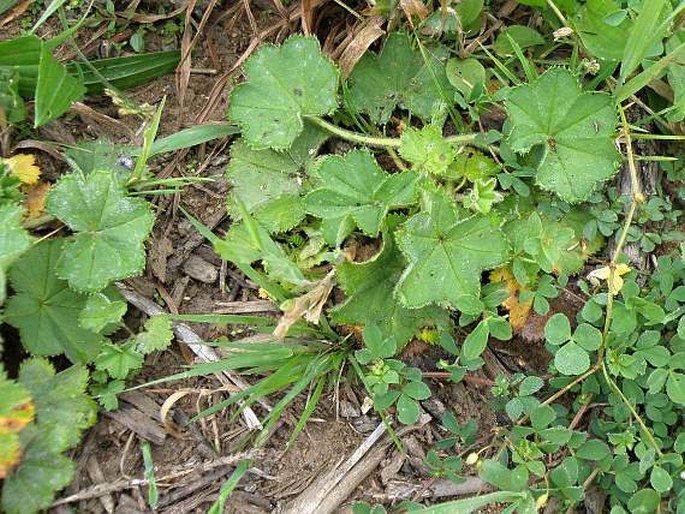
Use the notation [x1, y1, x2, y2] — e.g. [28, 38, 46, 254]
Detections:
[1, 2, 603, 513]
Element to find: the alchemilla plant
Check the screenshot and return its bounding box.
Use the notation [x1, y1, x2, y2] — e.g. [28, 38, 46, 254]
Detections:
[207, 8, 685, 512]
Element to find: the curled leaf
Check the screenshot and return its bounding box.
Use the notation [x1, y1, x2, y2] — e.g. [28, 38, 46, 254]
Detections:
[274, 270, 335, 339]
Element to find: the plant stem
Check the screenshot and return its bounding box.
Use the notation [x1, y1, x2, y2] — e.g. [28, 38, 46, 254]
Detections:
[601, 363, 663, 456]
[307, 116, 479, 149]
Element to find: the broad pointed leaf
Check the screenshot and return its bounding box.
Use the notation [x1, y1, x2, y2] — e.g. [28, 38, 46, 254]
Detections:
[34, 45, 85, 127]
[347, 32, 454, 123]
[47, 169, 155, 292]
[4, 240, 105, 363]
[505, 68, 619, 203]
[396, 192, 508, 312]
[334, 227, 447, 346]
[305, 150, 418, 245]
[227, 36, 338, 150]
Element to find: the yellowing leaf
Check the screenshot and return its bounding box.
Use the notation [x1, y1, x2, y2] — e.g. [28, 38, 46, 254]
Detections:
[5, 154, 40, 185]
[587, 264, 631, 296]
[490, 265, 532, 331]
[0, 375, 35, 479]
[23, 182, 51, 220]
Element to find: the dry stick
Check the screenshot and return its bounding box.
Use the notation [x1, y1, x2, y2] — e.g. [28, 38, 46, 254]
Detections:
[52, 451, 259, 507]
[284, 415, 432, 514]
[116, 282, 270, 429]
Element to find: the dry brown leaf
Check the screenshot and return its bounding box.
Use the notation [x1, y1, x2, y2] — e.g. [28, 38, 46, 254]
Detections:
[23, 182, 51, 220]
[400, 0, 428, 26]
[490, 265, 533, 333]
[273, 270, 335, 339]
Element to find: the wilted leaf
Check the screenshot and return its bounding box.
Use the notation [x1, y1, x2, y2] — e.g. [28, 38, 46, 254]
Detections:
[274, 270, 335, 339]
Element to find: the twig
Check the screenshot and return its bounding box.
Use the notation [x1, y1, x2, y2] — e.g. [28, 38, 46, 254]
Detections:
[116, 282, 269, 429]
[284, 414, 431, 514]
[52, 451, 260, 507]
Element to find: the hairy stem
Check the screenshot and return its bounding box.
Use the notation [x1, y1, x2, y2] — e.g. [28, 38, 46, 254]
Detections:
[307, 116, 478, 149]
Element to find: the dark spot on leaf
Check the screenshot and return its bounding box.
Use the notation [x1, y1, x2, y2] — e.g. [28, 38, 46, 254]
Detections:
[293, 88, 303, 97]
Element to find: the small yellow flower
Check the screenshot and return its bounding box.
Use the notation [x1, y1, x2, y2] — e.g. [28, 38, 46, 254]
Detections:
[4, 154, 40, 185]
[587, 264, 631, 296]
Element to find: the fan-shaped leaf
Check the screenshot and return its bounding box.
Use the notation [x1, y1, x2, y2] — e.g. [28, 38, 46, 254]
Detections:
[347, 32, 454, 124]
[505, 68, 619, 203]
[4, 240, 105, 363]
[47, 169, 155, 292]
[395, 191, 508, 313]
[227, 36, 338, 150]
[305, 150, 418, 245]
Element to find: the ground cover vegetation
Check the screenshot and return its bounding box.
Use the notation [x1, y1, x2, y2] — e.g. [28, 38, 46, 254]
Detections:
[1, 0, 685, 512]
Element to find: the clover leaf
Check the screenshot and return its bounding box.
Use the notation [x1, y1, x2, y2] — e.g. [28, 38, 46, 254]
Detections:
[47, 169, 155, 292]
[505, 68, 619, 203]
[347, 32, 454, 124]
[305, 150, 418, 245]
[4, 240, 105, 363]
[227, 36, 338, 150]
[395, 191, 508, 313]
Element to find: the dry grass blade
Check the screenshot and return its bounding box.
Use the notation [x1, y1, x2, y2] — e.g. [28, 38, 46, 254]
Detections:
[0, 0, 32, 27]
[337, 16, 385, 77]
[119, 1, 189, 23]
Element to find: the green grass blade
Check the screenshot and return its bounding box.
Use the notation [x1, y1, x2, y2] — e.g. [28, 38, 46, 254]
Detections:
[143, 123, 239, 157]
[68, 51, 181, 94]
[165, 313, 274, 326]
[419, 491, 528, 513]
[130, 96, 165, 182]
[30, 0, 70, 33]
[141, 441, 159, 509]
[507, 33, 538, 83]
[207, 460, 251, 514]
[619, 1, 685, 84]
[287, 375, 325, 448]
[616, 40, 685, 101]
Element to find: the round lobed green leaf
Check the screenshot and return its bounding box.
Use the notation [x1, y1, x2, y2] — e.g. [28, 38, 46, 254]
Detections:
[227, 36, 338, 150]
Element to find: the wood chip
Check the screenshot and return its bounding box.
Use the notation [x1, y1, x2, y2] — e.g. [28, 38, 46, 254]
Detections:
[183, 254, 218, 283]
